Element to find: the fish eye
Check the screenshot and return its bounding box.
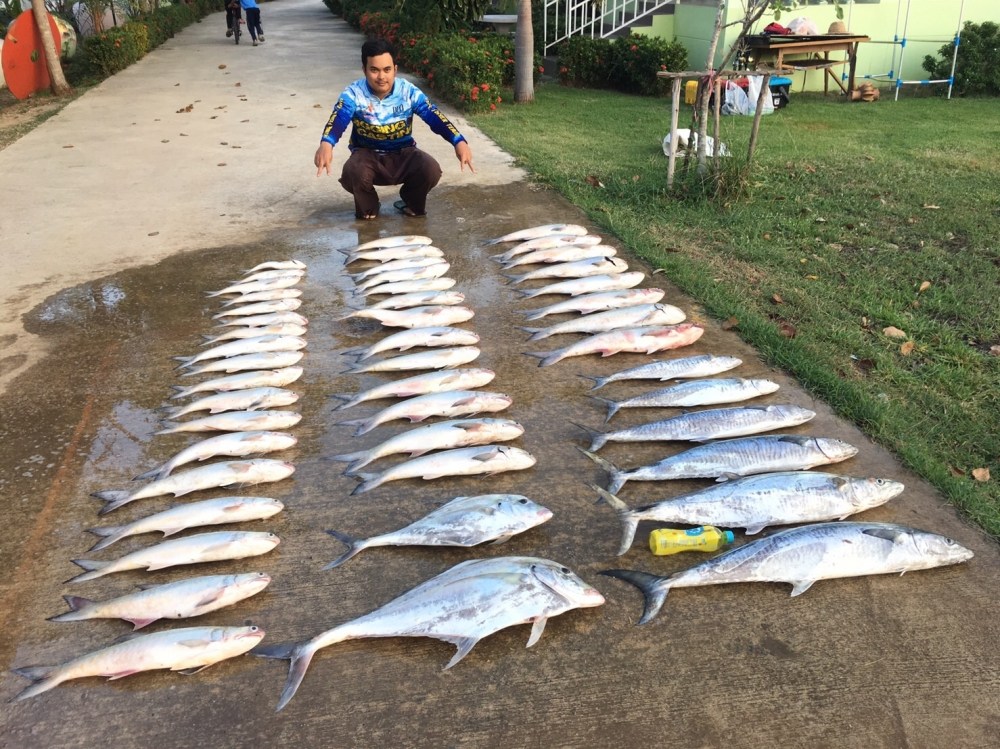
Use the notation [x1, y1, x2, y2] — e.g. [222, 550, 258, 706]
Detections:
[518, 498, 528, 504]
[945, 538, 956, 546]
[560, 566, 570, 574]
[249, 626, 259, 632]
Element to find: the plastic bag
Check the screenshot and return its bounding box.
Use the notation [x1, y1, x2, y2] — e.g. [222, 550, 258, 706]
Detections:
[746, 75, 775, 116]
[721, 81, 751, 116]
[662, 128, 730, 158]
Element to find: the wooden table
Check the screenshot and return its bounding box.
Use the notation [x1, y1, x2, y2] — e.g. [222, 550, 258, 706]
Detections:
[742, 34, 870, 95]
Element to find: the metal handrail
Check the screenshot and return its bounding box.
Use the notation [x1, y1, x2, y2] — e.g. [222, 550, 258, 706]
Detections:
[543, 0, 678, 54]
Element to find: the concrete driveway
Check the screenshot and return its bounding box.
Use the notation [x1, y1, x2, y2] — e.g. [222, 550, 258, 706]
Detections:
[1, 3, 997, 747]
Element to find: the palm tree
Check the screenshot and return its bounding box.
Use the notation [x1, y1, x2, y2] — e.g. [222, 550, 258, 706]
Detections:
[514, 0, 534, 103]
[30, 1, 71, 95]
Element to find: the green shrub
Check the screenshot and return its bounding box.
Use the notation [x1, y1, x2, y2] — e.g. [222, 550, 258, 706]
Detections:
[923, 21, 1000, 96]
[559, 34, 687, 96]
[558, 36, 614, 88]
[82, 22, 149, 77]
[323, 0, 343, 15]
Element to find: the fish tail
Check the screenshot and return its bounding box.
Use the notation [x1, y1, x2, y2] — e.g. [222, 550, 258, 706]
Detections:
[321, 530, 364, 569]
[47, 595, 95, 623]
[11, 665, 61, 702]
[502, 273, 525, 285]
[172, 356, 194, 367]
[65, 559, 110, 584]
[350, 473, 379, 495]
[516, 326, 545, 341]
[577, 448, 626, 494]
[590, 485, 639, 556]
[91, 490, 133, 515]
[599, 569, 672, 625]
[590, 396, 621, 423]
[516, 286, 543, 299]
[154, 421, 182, 435]
[521, 308, 546, 321]
[253, 641, 319, 712]
[84, 525, 127, 552]
[132, 464, 168, 482]
[569, 422, 607, 452]
[522, 350, 560, 368]
[327, 449, 366, 465]
[577, 374, 608, 391]
[169, 385, 194, 399]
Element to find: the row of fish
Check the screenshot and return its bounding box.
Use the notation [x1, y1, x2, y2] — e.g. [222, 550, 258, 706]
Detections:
[12, 259, 310, 701]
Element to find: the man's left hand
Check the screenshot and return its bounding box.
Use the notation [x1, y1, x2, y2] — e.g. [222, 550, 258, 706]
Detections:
[455, 141, 475, 173]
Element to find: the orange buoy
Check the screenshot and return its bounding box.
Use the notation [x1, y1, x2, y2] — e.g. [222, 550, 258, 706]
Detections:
[1, 10, 62, 100]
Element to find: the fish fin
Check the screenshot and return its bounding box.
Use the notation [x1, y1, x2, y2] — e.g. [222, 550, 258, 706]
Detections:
[577, 448, 625, 494]
[47, 595, 95, 622]
[744, 525, 766, 535]
[526, 617, 547, 648]
[335, 417, 366, 427]
[590, 484, 638, 556]
[516, 326, 543, 340]
[350, 474, 378, 496]
[442, 637, 479, 670]
[177, 665, 212, 675]
[600, 569, 671, 625]
[253, 641, 317, 712]
[569, 421, 605, 453]
[789, 580, 815, 597]
[862, 527, 908, 544]
[85, 525, 127, 552]
[106, 669, 142, 681]
[328, 450, 366, 464]
[125, 618, 159, 631]
[65, 559, 109, 584]
[715, 472, 741, 483]
[154, 422, 182, 435]
[13, 665, 56, 682]
[576, 374, 606, 391]
[322, 530, 363, 570]
[522, 350, 558, 368]
[132, 465, 167, 482]
[587, 396, 619, 424]
[472, 447, 502, 462]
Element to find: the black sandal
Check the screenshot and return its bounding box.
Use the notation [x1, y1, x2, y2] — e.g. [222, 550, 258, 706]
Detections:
[394, 200, 426, 217]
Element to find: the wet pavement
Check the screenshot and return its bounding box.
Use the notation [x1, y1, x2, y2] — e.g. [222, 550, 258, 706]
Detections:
[1, 4, 999, 748]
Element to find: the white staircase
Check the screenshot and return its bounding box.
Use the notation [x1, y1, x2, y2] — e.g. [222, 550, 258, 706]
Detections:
[543, 0, 678, 53]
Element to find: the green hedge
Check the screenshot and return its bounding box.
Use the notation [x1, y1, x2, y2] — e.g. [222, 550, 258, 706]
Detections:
[923, 21, 1000, 96]
[558, 34, 688, 97]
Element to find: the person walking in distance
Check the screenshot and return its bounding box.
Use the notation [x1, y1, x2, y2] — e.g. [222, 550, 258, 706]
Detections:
[240, 0, 265, 46]
[225, 0, 240, 38]
[314, 38, 474, 220]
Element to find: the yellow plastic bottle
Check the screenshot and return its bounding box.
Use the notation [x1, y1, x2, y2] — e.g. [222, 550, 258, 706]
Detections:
[649, 526, 735, 556]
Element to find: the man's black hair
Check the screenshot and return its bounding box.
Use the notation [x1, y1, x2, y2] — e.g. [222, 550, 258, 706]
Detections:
[362, 39, 396, 67]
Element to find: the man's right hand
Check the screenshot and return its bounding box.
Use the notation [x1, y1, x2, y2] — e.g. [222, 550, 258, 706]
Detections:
[314, 142, 334, 176]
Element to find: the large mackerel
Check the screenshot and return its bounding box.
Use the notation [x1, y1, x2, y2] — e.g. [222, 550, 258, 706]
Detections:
[595, 377, 781, 421]
[580, 354, 742, 390]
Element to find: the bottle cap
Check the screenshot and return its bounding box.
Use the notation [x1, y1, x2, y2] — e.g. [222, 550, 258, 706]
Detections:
[723, 530, 735, 544]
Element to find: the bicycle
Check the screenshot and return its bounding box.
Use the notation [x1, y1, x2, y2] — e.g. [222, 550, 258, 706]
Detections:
[228, 3, 242, 45]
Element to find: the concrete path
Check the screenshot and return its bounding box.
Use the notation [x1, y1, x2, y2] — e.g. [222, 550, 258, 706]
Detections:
[0, 3, 997, 747]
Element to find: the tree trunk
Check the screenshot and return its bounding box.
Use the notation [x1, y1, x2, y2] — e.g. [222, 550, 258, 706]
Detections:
[514, 0, 534, 104]
[30, 3, 71, 95]
[694, 1, 727, 175]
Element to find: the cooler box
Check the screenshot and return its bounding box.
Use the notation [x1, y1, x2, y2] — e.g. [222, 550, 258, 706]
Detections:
[685, 80, 698, 105]
[769, 76, 792, 108]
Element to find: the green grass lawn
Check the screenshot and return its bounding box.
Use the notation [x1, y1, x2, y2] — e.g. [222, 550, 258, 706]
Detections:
[470, 85, 1000, 536]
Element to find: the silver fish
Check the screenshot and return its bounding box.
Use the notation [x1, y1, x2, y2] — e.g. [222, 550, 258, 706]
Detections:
[520, 304, 687, 341]
[356, 263, 450, 291]
[349, 445, 536, 495]
[360, 277, 457, 296]
[593, 471, 905, 554]
[337, 390, 513, 436]
[217, 311, 308, 328]
[176, 336, 307, 368]
[209, 274, 304, 297]
[212, 298, 302, 319]
[362, 290, 465, 310]
[12, 625, 265, 701]
[342, 346, 480, 374]
[502, 244, 618, 268]
[180, 351, 304, 377]
[491, 234, 604, 261]
[238, 268, 307, 284]
[581, 435, 859, 494]
[162, 387, 299, 419]
[157, 410, 301, 435]
[323, 494, 553, 569]
[352, 235, 434, 251]
[579, 404, 817, 451]
[523, 288, 665, 320]
[169, 367, 304, 400]
[86, 496, 285, 550]
[595, 377, 781, 421]
[253, 556, 604, 711]
[344, 327, 480, 360]
[66, 531, 281, 583]
[92, 459, 296, 514]
[134, 431, 298, 481]
[350, 256, 444, 279]
[344, 245, 444, 264]
[330, 418, 525, 472]
[219, 288, 303, 306]
[581, 354, 742, 390]
[602, 522, 973, 623]
[526, 324, 704, 368]
[201, 323, 308, 346]
[345, 305, 475, 329]
[486, 223, 590, 244]
[506, 256, 630, 285]
[246, 259, 307, 273]
[331, 368, 496, 411]
[517, 272, 645, 299]
[49, 573, 272, 629]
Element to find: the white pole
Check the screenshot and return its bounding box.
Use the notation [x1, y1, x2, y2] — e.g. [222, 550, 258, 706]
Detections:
[894, 0, 913, 101]
[947, 0, 966, 99]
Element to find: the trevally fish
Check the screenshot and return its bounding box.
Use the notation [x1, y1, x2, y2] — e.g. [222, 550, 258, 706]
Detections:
[254, 556, 604, 711]
[351, 235, 434, 251]
[330, 418, 525, 472]
[331, 368, 496, 411]
[602, 522, 973, 624]
[578, 404, 817, 451]
[134, 431, 297, 481]
[485, 223, 590, 244]
[86, 496, 285, 551]
[594, 377, 781, 421]
[323, 494, 553, 569]
[526, 324, 704, 368]
[162, 387, 299, 419]
[179, 350, 303, 377]
[522, 288, 666, 320]
[356, 263, 450, 291]
[360, 277, 457, 296]
[342, 346, 480, 374]
[12, 625, 264, 701]
[175, 336, 307, 368]
[344, 305, 475, 329]
[217, 311, 308, 328]
[491, 234, 604, 262]
[520, 303, 687, 341]
[349, 445, 536, 495]
[505, 256, 630, 285]
[212, 298, 302, 319]
[592, 471, 904, 554]
[517, 272, 645, 299]
[581, 435, 859, 494]
[580, 354, 742, 390]
[93, 459, 295, 514]
[156, 410, 301, 435]
[66, 531, 281, 583]
[343, 327, 480, 360]
[219, 288, 303, 306]
[502, 244, 618, 269]
[344, 245, 444, 264]
[49, 572, 272, 629]
[337, 390, 513, 437]
[201, 323, 307, 346]
[362, 290, 465, 310]
[245, 259, 306, 273]
[169, 367, 303, 400]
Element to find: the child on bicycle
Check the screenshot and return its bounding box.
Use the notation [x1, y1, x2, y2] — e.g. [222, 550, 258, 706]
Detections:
[240, 0, 265, 46]
[225, 0, 240, 38]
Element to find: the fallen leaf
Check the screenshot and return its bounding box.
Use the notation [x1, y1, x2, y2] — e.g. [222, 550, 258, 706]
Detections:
[990, 345, 1000, 357]
[863, 154, 875, 161]
[219, 64, 227, 69]
[778, 322, 797, 338]
[148, 231, 159, 236]
[883, 326, 907, 339]
[721, 316, 738, 330]
[949, 466, 965, 477]
[900, 341, 914, 356]
[632, 175, 639, 182]
[220, 141, 228, 146]
[235, 82, 242, 87]
[314, 104, 323, 108]
[815, 217, 827, 223]
[585, 175, 605, 188]
[922, 204, 940, 210]
[179, 133, 188, 137]
[161, 139, 169, 143]
[762, 232, 771, 240]
[174, 83, 179, 87]
[972, 467, 990, 482]
[805, 275, 819, 280]
[217, 163, 227, 166]
[771, 293, 784, 304]
[241, 119, 250, 123]
[62, 144, 73, 148]
[852, 357, 876, 375]
[918, 281, 931, 293]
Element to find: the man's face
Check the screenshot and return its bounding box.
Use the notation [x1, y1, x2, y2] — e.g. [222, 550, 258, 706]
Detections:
[364, 53, 396, 98]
